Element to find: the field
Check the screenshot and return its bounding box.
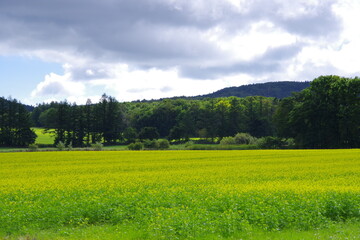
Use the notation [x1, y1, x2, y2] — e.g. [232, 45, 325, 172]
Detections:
[33, 128, 55, 145]
[0, 150, 360, 239]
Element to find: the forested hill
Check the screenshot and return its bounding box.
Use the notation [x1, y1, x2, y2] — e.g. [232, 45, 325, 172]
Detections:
[1, 97, 35, 112]
[192, 81, 310, 99]
[23, 104, 35, 112]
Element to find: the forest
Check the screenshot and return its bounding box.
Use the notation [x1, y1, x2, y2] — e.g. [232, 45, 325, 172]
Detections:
[1, 75, 359, 149]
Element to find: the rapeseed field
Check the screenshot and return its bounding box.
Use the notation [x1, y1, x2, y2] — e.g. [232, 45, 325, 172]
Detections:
[0, 150, 359, 239]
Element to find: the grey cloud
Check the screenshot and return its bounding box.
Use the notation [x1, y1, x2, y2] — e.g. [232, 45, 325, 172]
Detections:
[160, 86, 172, 93]
[0, 0, 344, 79]
[35, 81, 66, 96]
[225, 0, 342, 39]
[180, 44, 303, 79]
[277, 6, 342, 38]
[262, 44, 304, 61]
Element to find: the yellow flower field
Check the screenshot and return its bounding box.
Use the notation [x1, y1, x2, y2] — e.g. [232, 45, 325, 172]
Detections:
[1, 150, 359, 238]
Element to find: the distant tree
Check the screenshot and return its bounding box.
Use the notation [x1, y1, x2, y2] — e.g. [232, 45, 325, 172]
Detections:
[0, 97, 36, 147]
[39, 108, 57, 129]
[123, 127, 137, 143]
[284, 76, 360, 148]
[138, 127, 160, 140]
[93, 94, 124, 144]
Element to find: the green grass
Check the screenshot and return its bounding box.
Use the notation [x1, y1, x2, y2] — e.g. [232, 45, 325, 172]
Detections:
[4, 221, 360, 240]
[32, 127, 55, 145]
[0, 150, 360, 239]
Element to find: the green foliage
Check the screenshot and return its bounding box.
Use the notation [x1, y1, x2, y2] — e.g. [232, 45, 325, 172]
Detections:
[257, 136, 287, 149]
[28, 143, 38, 152]
[91, 142, 103, 151]
[187, 144, 258, 150]
[276, 76, 360, 148]
[128, 141, 144, 150]
[67, 141, 73, 151]
[25, 76, 360, 149]
[143, 139, 159, 149]
[141, 139, 170, 149]
[256, 137, 295, 149]
[157, 139, 170, 149]
[56, 141, 66, 151]
[184, 140, 194, 148]
[219, 136, 236, 145]
[123, 127, 137, 143]
[234, 132, 257, 144]
[197, 81, 310, 99]
[0, 97, 36, 147]
[138, 127, 160, 140]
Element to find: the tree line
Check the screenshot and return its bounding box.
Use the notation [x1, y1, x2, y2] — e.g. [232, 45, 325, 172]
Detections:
[0, 97, 36, 147]
[1, 75, 359, 149]
[31, 94, 278, 147]
[274, 75, 360, 148]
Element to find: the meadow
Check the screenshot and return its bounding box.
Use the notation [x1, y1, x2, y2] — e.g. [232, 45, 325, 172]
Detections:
[33, 128, 55, 145]
[0, 150, 359, 239]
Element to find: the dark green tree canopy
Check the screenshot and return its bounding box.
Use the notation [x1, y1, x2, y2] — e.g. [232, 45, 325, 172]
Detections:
[275, 75, 360, 148]
[0, 97, 36, 147]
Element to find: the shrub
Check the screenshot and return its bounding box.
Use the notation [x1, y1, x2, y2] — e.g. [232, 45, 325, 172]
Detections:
[257, 136, 285, 149]
[67, 141, 73, 151]
[143, 139, 159, 149]
[91, 142, 103, 151]
[185, 141, 194, 148]
[56, 141, 66, 151]
[285, 138, 296, 148]
[158, 139, 170, 149]
[128, 141, 144, 150]
[234, 133, 257, 145]
[220, 137, 236, 145]
[28, 144, 38, 152]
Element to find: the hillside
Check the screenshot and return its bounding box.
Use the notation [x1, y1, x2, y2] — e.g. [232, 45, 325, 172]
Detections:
[193, 81, 310, 99]
[1, 96, 34, 111]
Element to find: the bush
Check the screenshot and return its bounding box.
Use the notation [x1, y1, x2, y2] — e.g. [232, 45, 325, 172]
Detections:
[234, 133, 257, 145]
[285, 138, 296, 148]
[56, 141, 66, 151]
[91, 142, 103, 151]
[143, 139, 159, 149]
[257, 136, 285, 149]
[158, 139, 170, 149]
[185, 141, 194, 148]
[28, 144, 38, 152]
[67, 141, 73, 151]
[220, 137, 236, 145]
[128, 141, 144, 150]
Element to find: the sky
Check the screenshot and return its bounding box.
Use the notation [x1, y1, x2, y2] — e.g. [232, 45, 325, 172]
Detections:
[1, 0, 360, 105]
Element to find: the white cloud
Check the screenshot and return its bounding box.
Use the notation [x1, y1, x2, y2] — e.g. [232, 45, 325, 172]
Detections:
[76, 63, 252, 102]
[1, 0, 359, 104]
[31, 72, 85, 100]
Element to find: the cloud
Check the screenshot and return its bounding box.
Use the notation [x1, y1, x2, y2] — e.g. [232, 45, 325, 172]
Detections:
[0, 0, 358, 103]
[31, 72, 85, 98]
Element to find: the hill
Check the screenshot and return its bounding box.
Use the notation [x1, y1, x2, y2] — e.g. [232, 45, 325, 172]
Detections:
[1, 96, 34, 111]
[192, 81, 310, 99]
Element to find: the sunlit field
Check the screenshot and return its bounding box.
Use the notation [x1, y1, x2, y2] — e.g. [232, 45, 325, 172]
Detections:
[1, 150, 359, 239]
[32, 127, 54, 145]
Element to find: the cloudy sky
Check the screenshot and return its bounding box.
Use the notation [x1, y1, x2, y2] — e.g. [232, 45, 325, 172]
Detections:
[1, 0, 360, 105]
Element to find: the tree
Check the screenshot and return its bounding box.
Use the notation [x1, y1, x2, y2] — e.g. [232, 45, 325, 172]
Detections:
[123, 127, 137, 143]
[285, 76, 360, 148]
[138, 127, 160, 140]
[0, 97, 36, 147]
